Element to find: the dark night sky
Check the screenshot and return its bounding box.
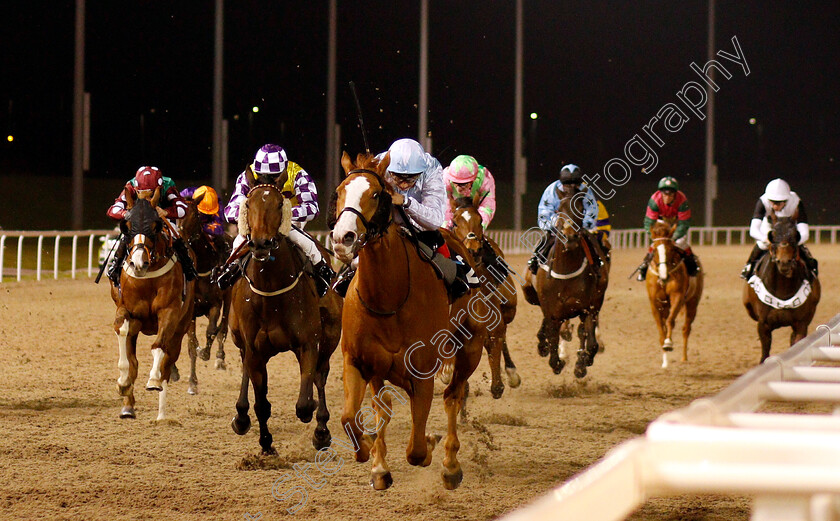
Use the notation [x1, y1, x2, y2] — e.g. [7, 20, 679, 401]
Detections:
[1, 1, 839, 228]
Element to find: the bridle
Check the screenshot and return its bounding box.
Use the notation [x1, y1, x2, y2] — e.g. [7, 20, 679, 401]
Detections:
[330, 168, 394, 248]
[245, 183, 286, 256]
[650, 236, 683, 283]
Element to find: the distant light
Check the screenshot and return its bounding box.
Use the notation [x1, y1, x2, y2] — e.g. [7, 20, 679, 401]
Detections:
[233, 114, 240, 121]
[749, 118, 756, 125]
[6, 135, 12, 142]
[252, 106, 260, 113]
[530, 112, 538, 120]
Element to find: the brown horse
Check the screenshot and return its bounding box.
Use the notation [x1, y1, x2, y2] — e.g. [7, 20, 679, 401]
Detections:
[178, 197, 232, 397]
[522, 188, 609, 378]
[330, 152, 485, 490]
[228, 173, 343, 454]
[744, 215, 820, 362]
[110, 187, 195, 420]
[645, 220, 703, 368]
[449, 195, 521, 399]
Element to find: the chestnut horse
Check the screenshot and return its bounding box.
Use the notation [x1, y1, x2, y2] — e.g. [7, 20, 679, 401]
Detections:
[110, 187, 195, 420]
[178, 197, 232, 397]
[228, 173, 343, 454]
[522, 188, 609, 378]
[449, 195, 521, 399]
[330, 152, 485, 490]
[744, 215, 820, 362]
[645, 220, 704, 368]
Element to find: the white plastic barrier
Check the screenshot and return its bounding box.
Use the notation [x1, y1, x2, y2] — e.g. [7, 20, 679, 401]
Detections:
[500, 313, 840, 521]
[0, 230, 116, 282]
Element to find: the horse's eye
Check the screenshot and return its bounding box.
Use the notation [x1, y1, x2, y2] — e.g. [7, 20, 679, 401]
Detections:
[372, 192, 379, 199]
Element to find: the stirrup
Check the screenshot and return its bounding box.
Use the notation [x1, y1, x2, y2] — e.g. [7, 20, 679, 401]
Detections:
[331, 268, 355, 298]
[740, 264, 751, 281]
[527, 256, 540, 274]
[108, 263, 122, 286]
[214, 260, 243, 290]
[636, 266, 647, 282]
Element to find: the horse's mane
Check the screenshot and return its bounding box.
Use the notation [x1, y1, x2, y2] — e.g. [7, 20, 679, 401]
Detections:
[771, 216, 799, 244]
[454, 196, 474, 210]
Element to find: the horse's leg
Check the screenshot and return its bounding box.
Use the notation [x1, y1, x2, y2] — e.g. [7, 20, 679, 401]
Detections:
[368, 377, 393, 490]
[115, 312, 141, 418]
[682, 301, 699, 362]
[442, 342, 482, 490]
[156, 324, 186, 421]
[340, 353, 374, 462]
[648, 294, 669, 368]
[501, 339, 521, 388]
[547, 318, 565, 374]
[758, 321, 773, 363]
[406, 378, 438, 468]
[485, 331, 505, 399]
[791, 321, 809, 346]
[231, 349, 251, 435]
[537, 317, 550, 357]
[247, 355, 275, 455]
[187, 319, 199, 395]
[215, 296, 230, 370]
[311, 347, 332, 451]
[664, 292, 685, 353]
[559, 320, 573, 363]
[574, 316, 592, 378]
[292, 344, 318, 423]
[201, 305, 222, 362]
[595, 315, 605, 353]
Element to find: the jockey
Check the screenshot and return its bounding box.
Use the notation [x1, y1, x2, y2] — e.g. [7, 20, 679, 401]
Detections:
[179, 185, 229, 250]
[214, 144, 335, 296]
[635, 176, 699, 281]
[527, 164, 603, 274]
[442, 155, 496, 229]
[740, 178, 817, 280]
[331, 138, 477, 299]
[106, 166, 198, 285]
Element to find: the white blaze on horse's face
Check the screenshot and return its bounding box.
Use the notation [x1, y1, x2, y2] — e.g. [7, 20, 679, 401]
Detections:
[129, 234, 150, 275]
[657, 243, 668, 280]
[332, 176, 371, 263]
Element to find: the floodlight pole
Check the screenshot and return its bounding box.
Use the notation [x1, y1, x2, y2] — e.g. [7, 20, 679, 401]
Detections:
[72, 0, 85, 229]
[419, 0, 431, 152]
[513, 0, 525, 231]
[704, 0, 717, 228]
[212, 0, 225, 191]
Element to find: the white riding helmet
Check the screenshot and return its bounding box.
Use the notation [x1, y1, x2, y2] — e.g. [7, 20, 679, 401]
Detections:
[764, 178, 791, 201]
[387, 138, 427, 175]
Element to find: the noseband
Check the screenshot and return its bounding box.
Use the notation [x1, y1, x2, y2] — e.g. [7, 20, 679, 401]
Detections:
[330, 168, 393, 246]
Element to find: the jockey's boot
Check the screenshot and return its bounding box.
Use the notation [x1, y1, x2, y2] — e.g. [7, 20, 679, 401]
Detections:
[800, 245, 818, 279]
[680, 248, 699, 276]
[582, 233, 603, 270]
[173, 238, 197, 281]
[636, 251, 653, 282]
[107, 238, 128, 286]
[528, 230, 554, 274]
[452, 255, 481, 300]
[740, 244, 764, 280]
[313, 260, 336, 297]
[331, 266, 356, 298]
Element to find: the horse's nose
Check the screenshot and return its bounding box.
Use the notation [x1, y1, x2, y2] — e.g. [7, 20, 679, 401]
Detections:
[340, 231, 356, 247]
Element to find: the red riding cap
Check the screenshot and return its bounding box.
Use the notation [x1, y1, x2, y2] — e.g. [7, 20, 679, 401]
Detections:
[135, 166, 163, 191]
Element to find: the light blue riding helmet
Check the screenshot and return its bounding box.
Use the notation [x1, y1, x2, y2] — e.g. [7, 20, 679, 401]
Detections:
[387, 138, 427, 175]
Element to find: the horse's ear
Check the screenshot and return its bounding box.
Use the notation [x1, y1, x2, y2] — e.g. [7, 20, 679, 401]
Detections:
[193, 191, 205, 207]
[449, 195, 459, 213]
[125, 184, 136, 210]
[150, 186, 161, 208]
[274, 169, 289, 190]
[768, 230, 775, 243]
[670, 223, 677, 235]
[119, 220, 130, 235]
[769, 211, 778, 225]
[245, 165, 257, 189]
[340, 151, 354, 175]
[378, 152, 391, 176]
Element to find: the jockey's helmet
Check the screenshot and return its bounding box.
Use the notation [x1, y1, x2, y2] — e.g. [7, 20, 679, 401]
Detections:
[387, 138, 426, 176]
[447, 155, 479, 183]
[658, 176, 679, 192]
[134, 166, 163, 191]
[559, 164, 582, 185]
[194, 186, 220, 215]
[252, 144, 288, 180]
[764, 178, 791, 202]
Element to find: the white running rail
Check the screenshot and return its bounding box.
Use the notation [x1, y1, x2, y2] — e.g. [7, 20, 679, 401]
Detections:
[3, 226, 840, 282]
[500, 313, 840, 521]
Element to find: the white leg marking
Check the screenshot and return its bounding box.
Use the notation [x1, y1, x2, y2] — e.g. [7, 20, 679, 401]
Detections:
[156, 380, 168, 421]
[662, 352, 669, 369]
[558, 339, 569, 360]
[147, 347, 164, 389]
[117, 320, 130, 387]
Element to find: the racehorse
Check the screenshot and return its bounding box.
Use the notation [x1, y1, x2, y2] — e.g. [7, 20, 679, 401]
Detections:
[645, 220, 704, 368]
[110, 187, 195, 420]
[178, 196, 232, 397]
[228, 171, 342, 454]
[449, 195, 521, 399]
[330, 152, 484, 490]
[522, 188, 609, 378]
[744, 215, 820, 362]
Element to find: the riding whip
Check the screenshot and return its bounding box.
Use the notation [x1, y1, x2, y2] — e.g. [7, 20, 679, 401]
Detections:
[95, 232, 122, 284]
[349, 81, 371, 154]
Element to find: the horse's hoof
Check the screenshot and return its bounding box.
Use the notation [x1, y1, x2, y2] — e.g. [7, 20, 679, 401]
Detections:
[119, 406, 136, 419]
[598, 343, 606, 353]
[312, 427, 331, 451]
[187, 384, 198, 396]
[295, 403, 316, 424]
[145, 379, 163, 392]
[574, 365, 587, 378]
[170, 365, 180, 383]
[490, 382, 505, 399]
[442, 467, 463, 490]
[198, 347, 211, 361]
[261, 446, 278, 456]
[215, 359, 226, 371]
[506, 368, 521, 388]
[550, 358, 566, 375]
[370, 471, 393, 490]
[537, 343, 549, 357]
[231, 415, 251, 435]
[662, 346, 674, 352]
